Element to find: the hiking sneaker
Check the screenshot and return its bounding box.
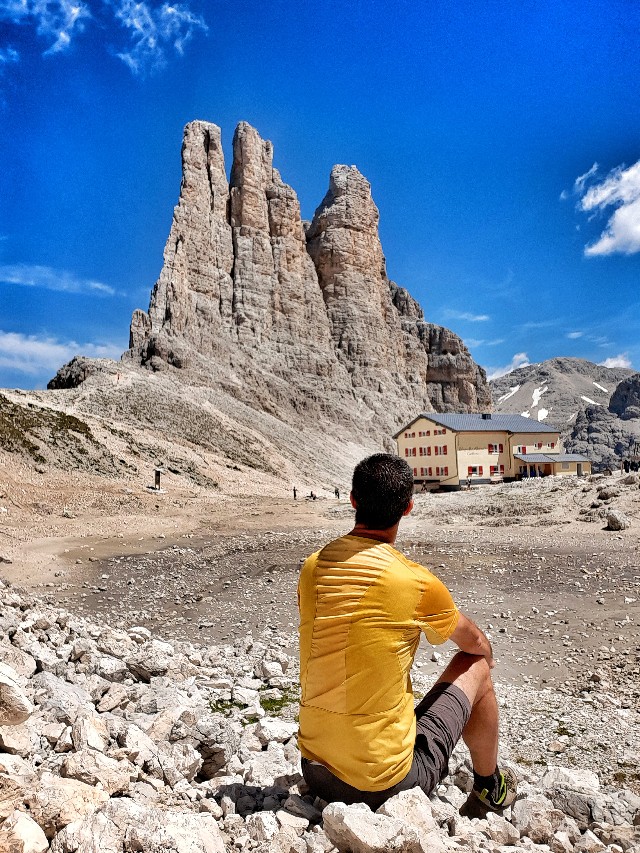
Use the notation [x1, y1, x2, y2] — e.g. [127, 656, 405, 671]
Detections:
[473, 767, 518, 811]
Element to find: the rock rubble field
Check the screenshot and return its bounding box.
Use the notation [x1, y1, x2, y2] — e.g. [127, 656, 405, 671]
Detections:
[0, 575, 639, 853]
[0, 472, 639, 852]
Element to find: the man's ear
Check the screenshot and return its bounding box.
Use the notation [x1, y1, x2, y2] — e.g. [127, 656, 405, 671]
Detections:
[403, 498, 414, 517]
[350, 492, 357, 510]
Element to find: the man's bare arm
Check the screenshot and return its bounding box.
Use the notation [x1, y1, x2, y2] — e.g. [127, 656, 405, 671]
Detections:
[449, 612, 495, 668]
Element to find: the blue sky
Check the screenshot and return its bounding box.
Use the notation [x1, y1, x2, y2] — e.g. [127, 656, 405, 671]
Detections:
[1, 0, 640, 390]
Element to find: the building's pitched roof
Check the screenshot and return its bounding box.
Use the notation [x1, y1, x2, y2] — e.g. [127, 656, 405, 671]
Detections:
[394, 412, 559, 438]
[514, 453, 589, 463]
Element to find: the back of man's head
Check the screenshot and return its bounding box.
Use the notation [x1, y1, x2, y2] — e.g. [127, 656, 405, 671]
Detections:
[351, 453, 414, 530]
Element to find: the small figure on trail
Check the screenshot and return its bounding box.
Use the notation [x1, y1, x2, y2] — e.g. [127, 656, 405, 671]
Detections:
[466, 476, 472, 490]
[309, 491, 316, 500]
[624, 459, 630, 474]
[334, 487, 340, 499]
[298, 453, 517, 812]
[293, 486, 297, 500]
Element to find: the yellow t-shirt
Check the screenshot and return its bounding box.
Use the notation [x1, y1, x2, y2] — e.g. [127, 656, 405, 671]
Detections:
[298, 534, 459, 791]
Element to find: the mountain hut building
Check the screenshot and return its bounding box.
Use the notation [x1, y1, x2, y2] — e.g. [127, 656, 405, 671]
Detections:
[394, 413, 591, 491]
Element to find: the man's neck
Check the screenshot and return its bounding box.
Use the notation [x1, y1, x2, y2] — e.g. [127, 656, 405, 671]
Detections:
[348, 523, 399, 545]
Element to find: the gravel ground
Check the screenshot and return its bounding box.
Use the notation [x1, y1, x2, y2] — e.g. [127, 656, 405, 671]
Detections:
[5, 473, 640, 792]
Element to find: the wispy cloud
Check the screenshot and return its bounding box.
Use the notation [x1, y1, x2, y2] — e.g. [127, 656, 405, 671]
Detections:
[0, 0, 207, 73]
[599, 354, 632, 369]
[0, 263, 115, 295]
[443, 309, 490, 323]
[569, 159, 640, 256]
[0, 0, 91, 55]
[0, 45, 19, 63]
[567, 331, 583, 339]
[485, 352, 530, 381]
[465, 337, 504, 349]
[112, 1, 208, 75]
[0, 329, 122, 376]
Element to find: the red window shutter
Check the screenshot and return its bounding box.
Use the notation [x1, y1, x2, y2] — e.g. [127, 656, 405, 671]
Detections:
[405, 448, 408, 457]
[479, 466, 483, 475]
[522, 446, 527, 454]
[443, 445, 447, 455]
[499, 444, 503, 453]
[427, 447, 431, 456]
[468, 466, 473, 475]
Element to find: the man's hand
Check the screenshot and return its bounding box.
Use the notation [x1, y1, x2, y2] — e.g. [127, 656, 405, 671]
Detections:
[449, 612, 495, 668]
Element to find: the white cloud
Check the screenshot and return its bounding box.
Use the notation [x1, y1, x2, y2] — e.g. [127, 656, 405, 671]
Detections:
[0, 0, 91, 54]
[0, 0, 206, 72]
[567, 331, 583, 339]
[574, 159, 640, 256]
[0, 330, 121, 376]
[485, 352, 530, 381]
[0, 46, 19, 63]
[443, 310, 490, 323]
[112, 1, 207, 75]
[0, 263, 115, 295]
[599, 354, 632, 369]
[574, 162, 598, 192]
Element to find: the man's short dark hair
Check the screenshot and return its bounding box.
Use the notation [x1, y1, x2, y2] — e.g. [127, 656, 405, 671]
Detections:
[352, 453, 414, 530]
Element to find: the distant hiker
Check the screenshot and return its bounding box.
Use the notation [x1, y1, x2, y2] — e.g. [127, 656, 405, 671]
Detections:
[310, 491, 316, 500]
[334, 487, 340, 499]
[293, 487, 297, 500]
[298, 453, 517, 812]
[624, 459, 630, 473]
[466, 476, 472, 490]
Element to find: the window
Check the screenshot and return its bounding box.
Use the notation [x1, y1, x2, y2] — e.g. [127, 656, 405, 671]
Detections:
[516, 445, 527, 454]
[418, 430, 431, 437]
[434, 445, 447, 456]
[561, 462, 569, 469]
[419, 446, 431, 456]
[420, 466, 433, 477]
[490, 465, 505, 476]
[411, 432, 415, 438]
[404, 447, 417, 457]
[436, 466, 448, 476]
[434, 428, 446, 435]
[549, 442, 555, 449]
[488, 443, 504, 454]
[536, 442, 543, 450]
[467, 465, 483, 476]
[413, 468, 418, 476]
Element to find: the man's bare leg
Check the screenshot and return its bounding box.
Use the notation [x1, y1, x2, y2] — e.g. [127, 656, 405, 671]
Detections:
[434, 651, 498, 775]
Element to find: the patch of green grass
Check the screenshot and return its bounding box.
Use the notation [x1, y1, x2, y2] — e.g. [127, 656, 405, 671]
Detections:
[259, 686, 300, 715]
[209, 698, 245, 715]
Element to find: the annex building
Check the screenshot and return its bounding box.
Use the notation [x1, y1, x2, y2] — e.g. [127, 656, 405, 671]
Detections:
[394, 412, 591, 491]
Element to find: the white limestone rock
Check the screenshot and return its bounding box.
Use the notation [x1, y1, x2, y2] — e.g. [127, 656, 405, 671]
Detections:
[0, 809, 49, 853]
[61, 748, 133, 794]
[49, 797, 226, 852]
[322, 801, 425, 853]
[25, 771, 110, 839]
[0, 662, 34, 726]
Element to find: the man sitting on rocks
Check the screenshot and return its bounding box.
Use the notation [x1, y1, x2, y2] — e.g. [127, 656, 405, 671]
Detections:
[297, 453, 517, 811]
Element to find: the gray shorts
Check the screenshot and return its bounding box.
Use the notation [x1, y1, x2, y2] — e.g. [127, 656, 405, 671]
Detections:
[301, 681, 471, 810]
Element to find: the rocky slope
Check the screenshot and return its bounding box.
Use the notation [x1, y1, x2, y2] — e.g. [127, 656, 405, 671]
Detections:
[565, 374, 640, 471]
[0, 575, 638, 853]
[490, 358, 634, 428]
